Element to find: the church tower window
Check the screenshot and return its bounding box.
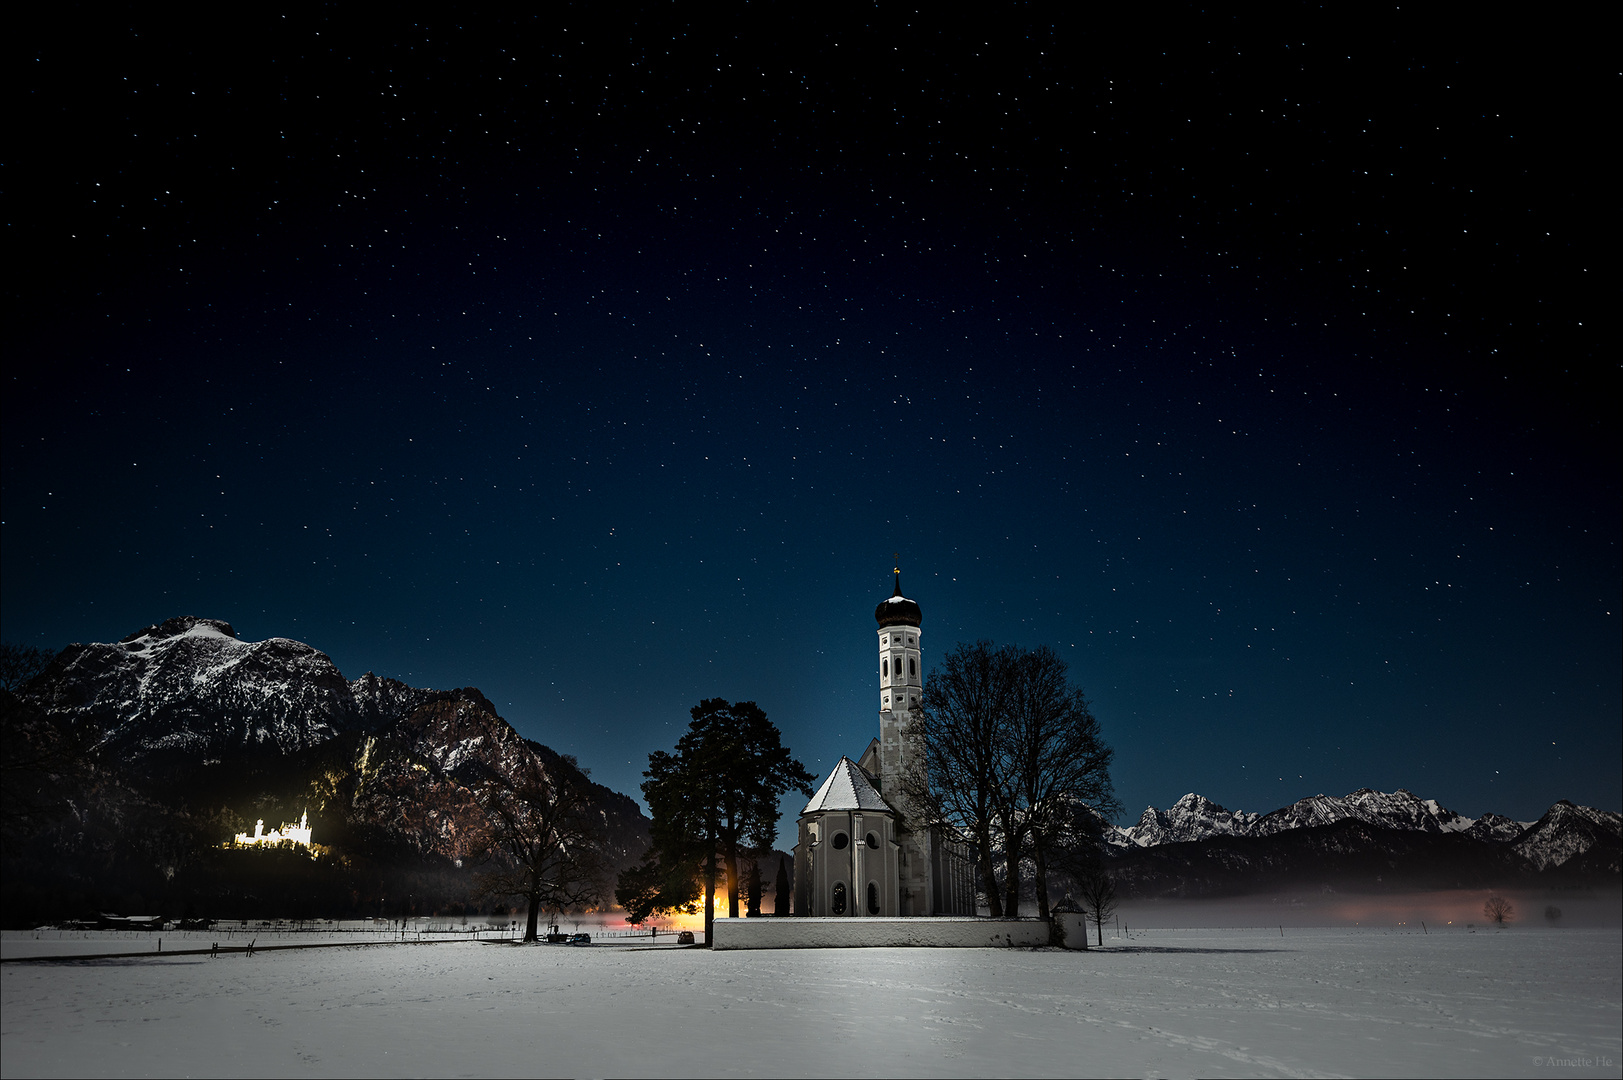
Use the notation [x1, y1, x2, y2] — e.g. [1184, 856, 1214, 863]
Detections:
[909, 657, 916, 678]
[867, 882, 881, 915]
[831, 832, 849, 850]
[882, 657, 888, 678]
[865, 832, 879, 849]
[831, 882, 848, 915]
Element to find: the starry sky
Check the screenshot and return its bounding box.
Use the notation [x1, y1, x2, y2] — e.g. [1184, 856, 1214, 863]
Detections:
[6, 8, 1616, 840]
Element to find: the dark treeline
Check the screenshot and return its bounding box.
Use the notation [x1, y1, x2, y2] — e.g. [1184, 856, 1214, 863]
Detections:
[3, 841, 495, 927]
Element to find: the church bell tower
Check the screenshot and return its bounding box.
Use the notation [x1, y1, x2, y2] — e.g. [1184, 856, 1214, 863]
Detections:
[874, 562, 931, 915]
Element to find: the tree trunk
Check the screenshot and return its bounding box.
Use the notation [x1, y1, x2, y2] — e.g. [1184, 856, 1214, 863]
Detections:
[524, 873, 541, 942]
[746, 858, 762, 917]
[1032, 836, 1051, 923]
[976, 824, 1003, 917]
[1096, 916, 1103, 947]
[703, 849, 717, 946]
[725, 841, 740, 919]
[1002, 816, 1022, 917]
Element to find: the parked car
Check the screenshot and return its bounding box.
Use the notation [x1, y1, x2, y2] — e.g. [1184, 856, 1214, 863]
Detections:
[568, 933, 591, 945]
[676, 930, 695, 944]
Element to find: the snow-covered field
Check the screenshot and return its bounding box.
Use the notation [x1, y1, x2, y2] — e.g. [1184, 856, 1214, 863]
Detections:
[3, 927, 1618, 1079]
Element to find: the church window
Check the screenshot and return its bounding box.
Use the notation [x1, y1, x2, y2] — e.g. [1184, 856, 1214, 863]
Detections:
[909, 657, 916, 677]
[882, 657, 888, 678]
[865, 833, 879, 849]
[831, 882, 848, 915]
[867, 882, 880, 915]
[831, 832, 849, 850]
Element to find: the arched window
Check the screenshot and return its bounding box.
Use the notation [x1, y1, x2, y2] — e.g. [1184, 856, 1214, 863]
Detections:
[831, 832, 849, 850]
[882, 657, 888, 678]
[831, 882, 848, 915]
[909, 657, 916, 677]
[867, 882, 880, 915]
[865, 833, 879, 850]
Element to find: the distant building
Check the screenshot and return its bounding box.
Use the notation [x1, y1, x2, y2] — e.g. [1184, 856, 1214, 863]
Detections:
[794, 568, 977, 917]
[235, 810, 313, 849]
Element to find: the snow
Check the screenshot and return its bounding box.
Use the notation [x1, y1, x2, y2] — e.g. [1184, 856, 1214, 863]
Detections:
[1425, 798, 1477, 832]
[4, 926, 1618, 1078]
[803, 755, 890, 813]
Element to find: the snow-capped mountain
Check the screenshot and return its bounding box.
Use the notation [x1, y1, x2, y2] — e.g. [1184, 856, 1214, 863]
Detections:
[32, 616, 405, 757]
[1464, 812, 1528, 843]
[1511, 801, 1623, 874]
[1110, 787, 1617, 876]
[1116, 794, 1259, 847]
[1250, 788, 1478, 838]
[8, 616, 651, 884]
[1113, 787, 1521, 849]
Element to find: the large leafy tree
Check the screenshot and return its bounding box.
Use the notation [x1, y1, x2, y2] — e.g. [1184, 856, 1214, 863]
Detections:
[623, 699, 813, 944]
[614, 819, 703, 925]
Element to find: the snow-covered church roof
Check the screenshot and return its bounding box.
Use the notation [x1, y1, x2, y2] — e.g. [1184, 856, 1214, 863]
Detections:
[803, 756, 891, 814]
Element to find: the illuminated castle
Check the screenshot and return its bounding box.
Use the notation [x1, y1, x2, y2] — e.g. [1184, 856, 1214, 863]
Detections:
[235, 810, 313, 848]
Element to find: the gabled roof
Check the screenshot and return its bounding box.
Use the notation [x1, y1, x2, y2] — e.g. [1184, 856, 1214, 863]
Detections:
[856, 737, 881, 780]
[803, 756, 891, 815]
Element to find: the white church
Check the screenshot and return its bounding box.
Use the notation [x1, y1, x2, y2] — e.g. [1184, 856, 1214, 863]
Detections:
[792, 569, 978, 917]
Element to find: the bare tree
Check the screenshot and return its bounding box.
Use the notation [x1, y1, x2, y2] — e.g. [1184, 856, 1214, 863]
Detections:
[1073, 865, 1118, 947]
[913, 641, 1016, 916]
[1005, 645, 1118, 922]
[477, 753, 606, 942]
[1483, 895, 1514, 924]
[0, 643, 57, 693]
[915, 642, 1117, 919]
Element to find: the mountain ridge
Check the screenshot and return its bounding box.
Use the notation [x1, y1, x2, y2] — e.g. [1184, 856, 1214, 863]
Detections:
[1103, 787, 1619, 890]
[3, 616, 652, 924]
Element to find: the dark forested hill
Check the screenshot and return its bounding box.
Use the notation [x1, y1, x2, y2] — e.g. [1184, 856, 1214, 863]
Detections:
[1, 617, 650, 925]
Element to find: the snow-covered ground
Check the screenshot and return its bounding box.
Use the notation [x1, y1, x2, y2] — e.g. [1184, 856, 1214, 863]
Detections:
[3, 927, 1618, 1078]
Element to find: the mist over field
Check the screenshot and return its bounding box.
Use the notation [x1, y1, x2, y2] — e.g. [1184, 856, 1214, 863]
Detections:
[1115, 889, 1623, 930]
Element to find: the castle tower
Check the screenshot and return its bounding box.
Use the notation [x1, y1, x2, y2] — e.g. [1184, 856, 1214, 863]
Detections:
[874, 564, 932, 915]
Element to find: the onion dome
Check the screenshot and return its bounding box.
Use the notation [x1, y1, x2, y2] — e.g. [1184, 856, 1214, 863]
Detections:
[875, 569, 922, 628]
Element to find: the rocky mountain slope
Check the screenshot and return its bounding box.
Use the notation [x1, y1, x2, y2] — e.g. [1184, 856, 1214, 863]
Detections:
[2, 616, 651, 923]
[31, 616, 441, 758]
[1101, 787, 1620, 898]
[1111, 788, 1491, 849]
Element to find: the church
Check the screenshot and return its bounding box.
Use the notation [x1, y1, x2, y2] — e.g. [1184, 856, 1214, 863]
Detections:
[792, 568, 978, 917]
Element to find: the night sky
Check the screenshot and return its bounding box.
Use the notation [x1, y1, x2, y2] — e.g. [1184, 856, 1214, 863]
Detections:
[7, 8, 1616, 841]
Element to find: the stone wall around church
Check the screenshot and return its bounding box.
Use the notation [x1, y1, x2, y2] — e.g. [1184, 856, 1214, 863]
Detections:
[711, 916, 1050, 950]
